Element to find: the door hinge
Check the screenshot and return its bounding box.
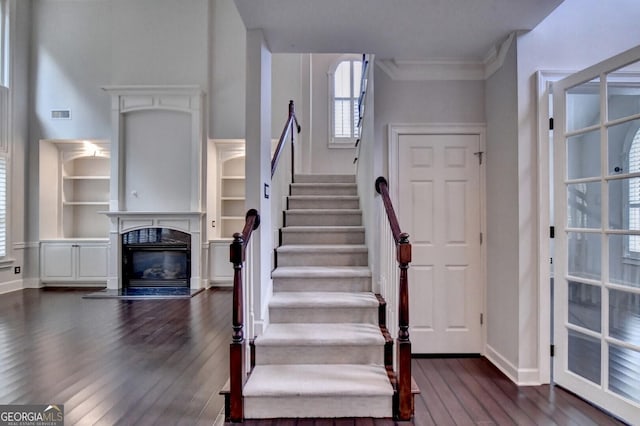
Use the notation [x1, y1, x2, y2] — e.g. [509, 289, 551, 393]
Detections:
[550, 344, 555, 357]
[474, 151, 484, 165]
[480, 233, 483, 245]
[480, 313, 484, 325]
[549, 117, 554, 130]
[550, 226, 555, 238]
[550, 257, 553, 264]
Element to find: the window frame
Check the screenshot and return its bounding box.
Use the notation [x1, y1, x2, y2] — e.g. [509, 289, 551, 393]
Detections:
[626, 126, 640, 259]
[328, 55, 362, 148]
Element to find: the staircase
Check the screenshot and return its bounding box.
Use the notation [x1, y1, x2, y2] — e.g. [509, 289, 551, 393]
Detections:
[242, 173, 394, 419]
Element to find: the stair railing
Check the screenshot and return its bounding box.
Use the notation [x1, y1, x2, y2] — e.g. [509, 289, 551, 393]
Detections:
[271, 100, 301, 250]
[375, 176, 413, 420]
[353, 54, 370, 171]
[271, 100, 301, 179]
[229, 209, 260, 422]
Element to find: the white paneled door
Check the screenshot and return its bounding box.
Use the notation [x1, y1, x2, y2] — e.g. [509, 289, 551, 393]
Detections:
[552, 46, 640, 425]
[392, 127, 484, 354]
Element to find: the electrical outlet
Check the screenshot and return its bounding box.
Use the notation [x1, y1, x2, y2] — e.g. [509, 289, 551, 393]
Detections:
[14, 266, 20, 274]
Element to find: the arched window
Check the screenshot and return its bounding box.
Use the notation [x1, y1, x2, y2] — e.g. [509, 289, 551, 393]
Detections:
[629, 129, 640, 254]
[329, 56, 362, 146]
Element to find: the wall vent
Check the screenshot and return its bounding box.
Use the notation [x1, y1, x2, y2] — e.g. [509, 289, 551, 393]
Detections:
[51, 109, 71, 120]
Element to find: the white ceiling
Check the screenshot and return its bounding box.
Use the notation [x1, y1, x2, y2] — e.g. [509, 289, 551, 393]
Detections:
[233, 0, 564, 61]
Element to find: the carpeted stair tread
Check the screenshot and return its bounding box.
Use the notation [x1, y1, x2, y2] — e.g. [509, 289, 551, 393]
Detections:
[272, 266, 371, 279]
[270, 291, 379, 308]
[294, 174, 356, 183]
[276, 244, 368, 253]
[243, 364, 393, 397]
[255, 323, 385, 346]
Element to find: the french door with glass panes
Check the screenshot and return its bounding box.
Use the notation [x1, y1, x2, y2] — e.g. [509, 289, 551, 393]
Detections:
[553, 45, 640, 424]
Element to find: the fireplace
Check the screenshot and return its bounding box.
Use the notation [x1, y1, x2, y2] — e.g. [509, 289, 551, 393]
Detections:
[122, 228, 191, 288]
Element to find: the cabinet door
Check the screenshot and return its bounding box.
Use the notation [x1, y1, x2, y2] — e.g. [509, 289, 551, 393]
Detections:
[76, 244, 108, 280]
[41, 243, 74, 280]
[210, 241, 233, 285]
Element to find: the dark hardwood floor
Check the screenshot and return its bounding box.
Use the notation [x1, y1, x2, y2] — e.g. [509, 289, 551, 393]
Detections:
[0, 288, 627, 425]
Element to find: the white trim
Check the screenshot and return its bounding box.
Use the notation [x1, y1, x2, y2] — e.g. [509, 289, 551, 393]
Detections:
[388, 123, 487, 355]
[377, 32, 516, 81]
[536, 70, 573, 386]
[485, 344, 541, 385]
[0, 278, 21, 294]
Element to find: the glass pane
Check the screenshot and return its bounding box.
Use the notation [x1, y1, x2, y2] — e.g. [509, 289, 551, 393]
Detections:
[569, 281, 601, 332]
[609, 289, 640, 346]
[609, 344, 640, 404]
[567, 79, 601, 132]
[334, 100, 351, 138]
[609, 235, 640, 288]
[609, 177, 640, 230]
[353, 60, 362, 96]
[608, 61, 640, 122]
[568, 329, 601, 384]
[568, 232, 601, 280]
[567, 182, 601, 229]
[608, 118, 640, 175]
[334, 61, 351, 98]
[567, 130, 601, 180]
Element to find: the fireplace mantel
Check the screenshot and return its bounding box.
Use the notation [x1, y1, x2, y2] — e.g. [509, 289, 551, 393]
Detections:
[104, 211, 206, 290]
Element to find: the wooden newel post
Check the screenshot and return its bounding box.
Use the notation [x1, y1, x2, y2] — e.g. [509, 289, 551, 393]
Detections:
[229, 232, 245, 422]
[397, 232, 412, 420]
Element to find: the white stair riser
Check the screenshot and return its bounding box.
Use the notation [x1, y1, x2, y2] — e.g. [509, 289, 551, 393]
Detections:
[256, 345, 384, 365]
[273, 276, 371, 292]
[290, 185, 357, 196]
[285, 212, 362, 227]
[281, 230, 365, 245]
[277, 251, 368, 267]
[270, 306, 378, 324]
[294, 174, 356, 184]
[244, 395, 392, 419]
[288, 198, 359, 210]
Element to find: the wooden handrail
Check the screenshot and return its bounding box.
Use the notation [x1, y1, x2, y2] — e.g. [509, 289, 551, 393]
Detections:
[229, 209, 260, 422]
[375, 176, 413, 421]
[271, 100, 301, 179]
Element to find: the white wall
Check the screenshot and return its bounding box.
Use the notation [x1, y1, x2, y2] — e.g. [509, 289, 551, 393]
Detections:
[484, 40, 520, 371]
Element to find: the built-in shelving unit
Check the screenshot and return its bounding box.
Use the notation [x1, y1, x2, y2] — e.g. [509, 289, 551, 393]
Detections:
[211, 140, 246, 239]
[39, 139, 111, 284]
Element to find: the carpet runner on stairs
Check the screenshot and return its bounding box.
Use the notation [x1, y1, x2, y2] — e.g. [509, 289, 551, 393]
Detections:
[242, 174, 394, 419]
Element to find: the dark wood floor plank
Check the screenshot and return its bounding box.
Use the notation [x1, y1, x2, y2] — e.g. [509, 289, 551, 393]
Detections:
[470, 358, 559, 426]
[412, 359, 456, 424]
[432, 358, 494, 424]
[417, 358, 475, 425]
[458, 358, 537, 426]
[441, 358, 515, 425]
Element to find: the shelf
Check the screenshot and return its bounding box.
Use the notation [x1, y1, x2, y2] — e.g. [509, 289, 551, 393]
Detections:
[221, 197, 244, 201]
[221, 216, 244, 220]
[63, 201, 110, 206]
[221, 176, 245, 180]
[63, 176, 110, 180]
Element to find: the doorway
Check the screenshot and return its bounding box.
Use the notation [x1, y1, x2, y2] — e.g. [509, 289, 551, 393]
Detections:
[390, 124, 486, 354]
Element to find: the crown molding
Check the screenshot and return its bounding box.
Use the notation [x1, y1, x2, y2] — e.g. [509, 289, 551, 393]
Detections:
[377, 31, 517, 81]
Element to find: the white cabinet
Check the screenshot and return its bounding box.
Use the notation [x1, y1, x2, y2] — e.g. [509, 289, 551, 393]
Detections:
[209, 240, 234, 286]
[40, 241, 109, 283]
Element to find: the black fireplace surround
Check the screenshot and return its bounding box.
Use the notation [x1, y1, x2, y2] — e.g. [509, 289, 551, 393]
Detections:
[122, 228, 191, 288]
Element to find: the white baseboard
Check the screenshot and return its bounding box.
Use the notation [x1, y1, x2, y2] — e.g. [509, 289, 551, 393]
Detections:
[0, 279, 23, 295]
[22, 278, 43, 289]
[485, 344, 540, 385]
